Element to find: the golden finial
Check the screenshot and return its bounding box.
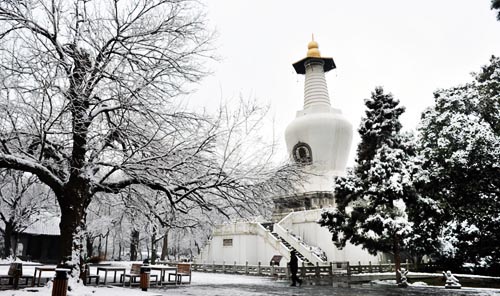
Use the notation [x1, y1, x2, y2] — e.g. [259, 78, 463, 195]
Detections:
[307, 34, 320, 58]
[292, 35, 336, 74]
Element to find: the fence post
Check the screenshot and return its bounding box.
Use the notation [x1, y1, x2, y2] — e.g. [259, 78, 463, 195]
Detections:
[405, 259, 409, 271]
[379, 262, 383, 272]
[315, 262, 320, 278]
[234, 261, 237, 273]
[258, 262, 261, 275]
[245, 261, 249, 274]
[301, 262, 306, 277]
[358, 261, 361, 274]
[222, 261, 226, 273]
[369, 261, 373, 273]
[388, 260, 392, 272]
[329, 262, 333, 276]
[212, 261, 216, 273]
[346, 261, 351, 276]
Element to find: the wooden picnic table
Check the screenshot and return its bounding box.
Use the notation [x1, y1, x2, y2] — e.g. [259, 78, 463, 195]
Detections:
[96, 266, 126, 285]
[149, 265, 177, 285]
[32, 266, 56, 287]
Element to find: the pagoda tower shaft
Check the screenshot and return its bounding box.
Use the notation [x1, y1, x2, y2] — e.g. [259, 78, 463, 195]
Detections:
[304, 60, 331, 109]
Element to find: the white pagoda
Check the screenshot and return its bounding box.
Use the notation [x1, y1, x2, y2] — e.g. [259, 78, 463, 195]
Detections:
[196, 38, 381, 267]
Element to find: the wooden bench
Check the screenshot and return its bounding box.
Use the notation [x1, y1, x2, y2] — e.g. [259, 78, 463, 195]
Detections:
[168, 263, 191, 284]
[121, 264, 158, 287]
[0, 263, 32, 288]
[83, 264, 100, 286]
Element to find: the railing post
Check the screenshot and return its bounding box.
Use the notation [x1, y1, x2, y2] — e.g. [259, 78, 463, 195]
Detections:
[346, 261, 351, 276]
[212, 261, 216, 273]
[329, 262, 333, 276]
[245, 261, 249, 274]
[234, 261, 237, 273]
[388, 260, 392, 272]
[406, 259, 409, 271]
[222, 261, 226, 273]
[315, 262, 320, 278]
[379, 262, 383, 272]
[257, 262, 261, 275]
[270, 264, 275, 276]
[301, 262, 306, 277]
[369, 261, 373, 273]
[358, 261, 361, 273]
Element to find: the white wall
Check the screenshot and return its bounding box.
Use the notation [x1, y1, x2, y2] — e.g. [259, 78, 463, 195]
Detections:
[197, 211, 383, 267]
[196, 222, 290, 267]
[285, 210, 380, 265]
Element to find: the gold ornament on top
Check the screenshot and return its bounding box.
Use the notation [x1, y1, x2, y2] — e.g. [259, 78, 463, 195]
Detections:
[292, 35, 336, 74]
[307, 35, 321, 58]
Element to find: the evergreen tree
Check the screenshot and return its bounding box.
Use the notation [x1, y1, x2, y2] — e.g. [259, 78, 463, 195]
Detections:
[492, 0, 500, 21]
[319, 87, 441, 282]
[416, 56, 500, 273]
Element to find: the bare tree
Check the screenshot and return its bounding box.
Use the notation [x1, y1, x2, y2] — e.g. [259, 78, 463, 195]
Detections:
[0, 0, 301, 277]
[0, 170, 55, 258]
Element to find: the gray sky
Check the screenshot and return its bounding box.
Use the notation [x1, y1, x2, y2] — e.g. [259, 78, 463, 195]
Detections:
[189, 0, 500, 165]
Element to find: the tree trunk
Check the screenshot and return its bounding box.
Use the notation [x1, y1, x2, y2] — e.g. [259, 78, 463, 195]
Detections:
[130, 230, 140, 261]
[3, 223, 13, 258]
[160, 230, 169, 261]
[104, 233, 108, 260]
[111, 235, 115, 260]
[393, 234, 401, 283]
[57, 182, 91, 280]
[97, 237, 102, 257]
[151, 231, 157, 264]
[86, 236, 94, 259]
[195, 240, 200, 255]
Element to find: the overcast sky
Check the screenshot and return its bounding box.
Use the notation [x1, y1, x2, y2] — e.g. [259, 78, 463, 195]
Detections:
[188, 0, 500, 165]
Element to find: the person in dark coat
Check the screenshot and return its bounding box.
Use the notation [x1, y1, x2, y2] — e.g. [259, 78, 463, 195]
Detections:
[289, 250, 302, 286]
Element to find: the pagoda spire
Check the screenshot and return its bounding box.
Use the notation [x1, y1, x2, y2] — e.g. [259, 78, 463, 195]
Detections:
[292, 37, 336, 110]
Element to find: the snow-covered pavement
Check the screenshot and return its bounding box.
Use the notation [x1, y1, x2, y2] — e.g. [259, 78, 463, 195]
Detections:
[1, 271, 500, 296]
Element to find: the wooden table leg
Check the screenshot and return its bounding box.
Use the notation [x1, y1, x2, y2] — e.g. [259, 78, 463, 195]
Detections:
[31, 271, 36, 287]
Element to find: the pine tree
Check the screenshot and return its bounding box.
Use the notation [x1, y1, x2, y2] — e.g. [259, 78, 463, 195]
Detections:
[416, 56, 500, 273]
[319, 87, 441, 282]
[492, 0, 500, 21]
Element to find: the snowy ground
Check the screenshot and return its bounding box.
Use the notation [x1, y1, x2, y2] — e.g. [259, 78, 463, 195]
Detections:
[0, 264, 500, 296]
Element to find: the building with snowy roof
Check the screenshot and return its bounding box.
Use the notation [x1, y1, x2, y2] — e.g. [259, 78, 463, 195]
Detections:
[15, 215, 60, 263]
[197, 39, 383, 267]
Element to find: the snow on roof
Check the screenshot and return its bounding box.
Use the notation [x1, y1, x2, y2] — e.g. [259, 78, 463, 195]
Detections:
[23, 215, 60, 236]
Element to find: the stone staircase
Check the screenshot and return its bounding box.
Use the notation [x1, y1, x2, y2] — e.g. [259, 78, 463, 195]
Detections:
[268, 230, 311, 265]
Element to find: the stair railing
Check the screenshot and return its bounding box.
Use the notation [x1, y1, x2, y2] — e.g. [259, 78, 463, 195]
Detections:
[275, 209, 329, 264]
[273, 222, 326, 264]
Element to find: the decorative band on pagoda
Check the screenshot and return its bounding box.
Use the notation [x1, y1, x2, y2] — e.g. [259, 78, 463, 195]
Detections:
[304, 59, 331, 109]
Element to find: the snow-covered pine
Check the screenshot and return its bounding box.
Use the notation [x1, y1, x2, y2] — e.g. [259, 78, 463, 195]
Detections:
[416, 56, 500, 273]
[319, 87, 441, 283]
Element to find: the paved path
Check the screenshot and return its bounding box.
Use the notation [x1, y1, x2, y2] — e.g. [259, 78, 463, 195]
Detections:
[155, 284, 500, 296]
[145, 272, 500, 296]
